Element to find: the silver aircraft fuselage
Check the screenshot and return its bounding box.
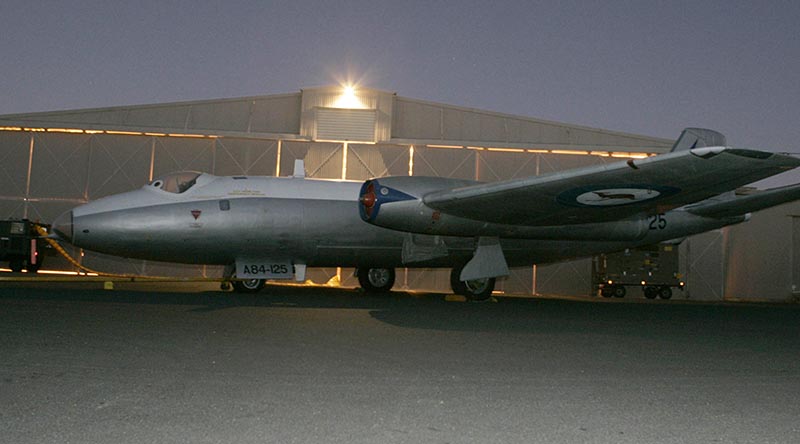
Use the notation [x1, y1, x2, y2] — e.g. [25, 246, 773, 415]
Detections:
[52, 172, 741, 268]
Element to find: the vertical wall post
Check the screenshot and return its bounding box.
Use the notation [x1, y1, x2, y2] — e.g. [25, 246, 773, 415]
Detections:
[275, 139, 282, 177]
[341, 142, 349, 179]
[148, 137, 156, 182]
[211, 138, 217, 175]
[532, 154, 541, 296]
[408, 145, 414, 176]
[23, 133, 34, 219]
[83, 134, 93, 202]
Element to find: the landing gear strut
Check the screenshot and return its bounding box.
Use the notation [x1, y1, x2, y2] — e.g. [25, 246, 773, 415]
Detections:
[357, 268, 395, 293]
[450, 265, 495, 302]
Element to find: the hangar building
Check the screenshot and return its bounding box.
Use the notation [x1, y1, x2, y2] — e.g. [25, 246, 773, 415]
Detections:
[0, 86, 797, 300]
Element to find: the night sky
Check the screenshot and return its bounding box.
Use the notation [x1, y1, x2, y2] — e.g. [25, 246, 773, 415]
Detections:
[3, 1, 799, 156]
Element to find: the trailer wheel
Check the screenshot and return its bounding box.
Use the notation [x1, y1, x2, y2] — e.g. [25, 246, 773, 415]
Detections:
[9, 258, 23, 273]
[644, 286, 658, 299]
[26, 262, 40, 273]
[613, 285, 626, 298]
[600, 287, 613, 298]
[658, 286, 673, 300]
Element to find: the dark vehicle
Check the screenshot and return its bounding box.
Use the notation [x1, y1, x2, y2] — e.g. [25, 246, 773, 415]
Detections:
[0, 219, 49, 273]
[593, 243, 685, 299]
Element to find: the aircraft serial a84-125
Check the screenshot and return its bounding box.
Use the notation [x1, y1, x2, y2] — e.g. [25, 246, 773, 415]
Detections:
[51, 128, 800, 300]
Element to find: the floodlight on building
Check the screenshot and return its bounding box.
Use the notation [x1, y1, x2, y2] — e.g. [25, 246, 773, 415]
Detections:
[334, 84, 365, 109]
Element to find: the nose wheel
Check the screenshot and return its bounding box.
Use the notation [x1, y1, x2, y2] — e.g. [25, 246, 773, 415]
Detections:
[232, 278, 265, 293]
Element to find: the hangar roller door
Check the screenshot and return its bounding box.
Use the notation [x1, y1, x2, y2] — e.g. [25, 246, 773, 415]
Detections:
[315, 108, 376, 142]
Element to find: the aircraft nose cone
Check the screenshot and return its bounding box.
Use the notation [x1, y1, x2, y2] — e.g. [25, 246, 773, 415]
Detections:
[52, 210, 73, 242]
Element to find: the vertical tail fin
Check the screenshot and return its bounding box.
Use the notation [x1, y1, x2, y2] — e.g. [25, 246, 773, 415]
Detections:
[671, 128, 727, 152]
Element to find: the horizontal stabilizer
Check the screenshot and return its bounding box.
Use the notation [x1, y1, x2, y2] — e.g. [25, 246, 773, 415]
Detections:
[686, 183, 800, 218]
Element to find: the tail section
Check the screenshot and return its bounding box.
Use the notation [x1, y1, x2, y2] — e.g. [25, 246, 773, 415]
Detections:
[686, 183, 800, 218]
[671, 128, 727, 152]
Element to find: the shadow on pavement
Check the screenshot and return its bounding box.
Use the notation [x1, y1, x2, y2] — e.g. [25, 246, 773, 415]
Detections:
[2, 283, 800, 339]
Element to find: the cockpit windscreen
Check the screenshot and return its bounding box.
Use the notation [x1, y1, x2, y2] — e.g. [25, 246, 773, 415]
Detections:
[150, 171, 201, 193]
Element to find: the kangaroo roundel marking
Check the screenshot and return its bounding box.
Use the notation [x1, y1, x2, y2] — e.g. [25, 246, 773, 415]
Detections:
[576, 188, 661, 206]
[556, 184, 681, 208]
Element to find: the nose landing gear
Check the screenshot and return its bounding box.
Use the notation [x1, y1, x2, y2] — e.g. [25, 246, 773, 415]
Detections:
[231, 278, 266, 293]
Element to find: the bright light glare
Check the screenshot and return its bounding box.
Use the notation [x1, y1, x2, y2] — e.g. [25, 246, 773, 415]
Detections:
[335, 84, 364, 109]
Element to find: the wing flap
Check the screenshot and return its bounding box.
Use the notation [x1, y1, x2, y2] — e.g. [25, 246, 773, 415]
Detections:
[423, 148, 800, 226]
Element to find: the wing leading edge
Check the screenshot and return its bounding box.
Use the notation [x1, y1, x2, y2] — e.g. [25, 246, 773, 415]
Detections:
[422, 147, 800, 226]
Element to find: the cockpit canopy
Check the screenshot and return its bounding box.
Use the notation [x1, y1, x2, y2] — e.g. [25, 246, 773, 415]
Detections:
[149, 171, 202, 194]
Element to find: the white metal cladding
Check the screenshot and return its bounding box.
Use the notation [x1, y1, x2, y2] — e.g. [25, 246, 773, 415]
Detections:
[346, 144, 410, 180]
[315, 108, 376, 142]
[391, 97, 674, 152]
[0, 93, 303, 136]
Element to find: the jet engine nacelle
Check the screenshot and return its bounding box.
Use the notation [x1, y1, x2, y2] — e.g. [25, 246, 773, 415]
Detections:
[358, 176, 478, 235]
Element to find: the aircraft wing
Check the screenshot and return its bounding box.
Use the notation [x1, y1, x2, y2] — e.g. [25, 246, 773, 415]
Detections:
[422, 147, 800, 226]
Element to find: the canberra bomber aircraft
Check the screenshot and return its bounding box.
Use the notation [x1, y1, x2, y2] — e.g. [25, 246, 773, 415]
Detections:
[51, 128, 800, 300]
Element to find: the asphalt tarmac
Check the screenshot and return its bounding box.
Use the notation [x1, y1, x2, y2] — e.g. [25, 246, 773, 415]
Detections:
[2, 283, 799, 444]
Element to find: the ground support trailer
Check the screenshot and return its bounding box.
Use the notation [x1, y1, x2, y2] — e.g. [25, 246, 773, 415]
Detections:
[593, 244, 685, 299]
[0, 219, 51, 273]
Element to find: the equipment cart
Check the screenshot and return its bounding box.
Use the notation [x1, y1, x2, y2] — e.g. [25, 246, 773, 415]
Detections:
[0, 219, 50, 273]
[593, 244, 685, 299]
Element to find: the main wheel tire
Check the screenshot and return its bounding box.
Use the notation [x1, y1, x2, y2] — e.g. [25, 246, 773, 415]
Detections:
[658, 286, 673, 300]
[357, 268, 395, 293]
[613, 285, 626, 298]
[450, 267, 496, 302]
[232, 278, 265, 293]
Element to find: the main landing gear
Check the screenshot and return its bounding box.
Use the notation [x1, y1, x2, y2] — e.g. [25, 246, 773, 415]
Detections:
[450, 265, 495, 302]
[356, 268, 396, 293]
[355, 266, 496, 301]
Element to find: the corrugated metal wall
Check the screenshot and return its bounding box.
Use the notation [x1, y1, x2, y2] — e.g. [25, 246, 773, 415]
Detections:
[391, 97, 674, 152]
[2, 94, 303, 136]
[723, 201, 800, 300]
